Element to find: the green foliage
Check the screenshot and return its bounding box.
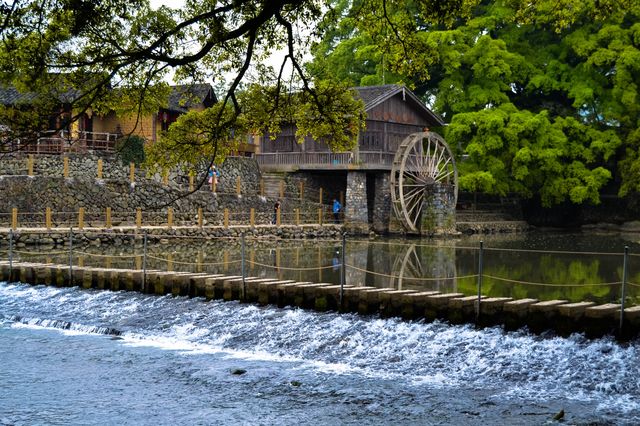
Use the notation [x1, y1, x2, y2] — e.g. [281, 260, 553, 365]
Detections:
[311, 0, 639, 206]
[0, 0, 366, 165]
[115, 135, 146, 166]
[145, 103, 244, 173]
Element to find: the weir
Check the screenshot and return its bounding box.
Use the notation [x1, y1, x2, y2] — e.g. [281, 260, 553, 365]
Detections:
[2, 259, 639, 339]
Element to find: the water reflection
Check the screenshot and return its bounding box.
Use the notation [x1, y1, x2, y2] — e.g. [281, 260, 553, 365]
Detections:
[5, 231, 640, 305]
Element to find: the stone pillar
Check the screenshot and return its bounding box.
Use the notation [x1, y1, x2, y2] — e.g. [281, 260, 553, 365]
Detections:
[344, 171, 368, 233]
[420, 183, 457, 236]
[372, 172, 391, 234]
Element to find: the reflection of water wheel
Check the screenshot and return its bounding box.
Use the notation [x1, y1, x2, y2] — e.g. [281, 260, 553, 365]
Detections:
[390, 244, 425, 290]
[390, 131, 458, 233]
[389, 243, 458, 291]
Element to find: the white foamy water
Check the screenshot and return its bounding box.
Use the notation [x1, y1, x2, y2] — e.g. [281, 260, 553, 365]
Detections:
[2, 281, 639, 424]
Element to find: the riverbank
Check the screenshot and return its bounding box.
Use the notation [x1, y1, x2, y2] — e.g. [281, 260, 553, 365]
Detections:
[0, 224, 342, 246]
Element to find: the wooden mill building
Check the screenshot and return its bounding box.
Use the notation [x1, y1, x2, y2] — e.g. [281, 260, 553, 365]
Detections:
[256, 84, 445, 233]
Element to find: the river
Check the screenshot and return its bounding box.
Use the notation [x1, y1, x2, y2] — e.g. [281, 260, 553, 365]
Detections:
[2, 231, 640, 424]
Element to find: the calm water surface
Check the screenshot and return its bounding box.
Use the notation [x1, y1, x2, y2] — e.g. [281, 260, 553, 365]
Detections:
[9, 230, 640, 305]
[1, 279, 640, 425]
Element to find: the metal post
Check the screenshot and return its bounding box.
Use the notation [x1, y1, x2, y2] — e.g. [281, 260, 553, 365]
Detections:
[8, 229, 13, 281]
[142, 230, 148, 293]
[241, 233, 246, 301]
[476, 240, 484, 323]
[68, 227, 73, 286]
[620, 245, 628, 332]
[340, 232, 346, 309]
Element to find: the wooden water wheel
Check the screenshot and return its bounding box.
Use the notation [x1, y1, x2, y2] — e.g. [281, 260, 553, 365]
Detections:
[390, 131, 458, 233]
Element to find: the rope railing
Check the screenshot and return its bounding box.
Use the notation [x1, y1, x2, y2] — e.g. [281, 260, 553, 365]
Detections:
[482, 274, 622, 288]
[248, 259, 338, 271]
[144, 254, 242, 267]
[346, 263, 478, 282]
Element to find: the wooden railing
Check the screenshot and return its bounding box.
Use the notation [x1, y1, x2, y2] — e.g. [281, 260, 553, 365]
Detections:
[4, 131, 120, 155]
[256, 151, 395, 168]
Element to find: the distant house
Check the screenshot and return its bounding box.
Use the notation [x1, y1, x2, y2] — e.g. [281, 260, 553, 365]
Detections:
[257, 84, 445, 170]
[0, 83, 224, 153]
[90, 83, 218, 144]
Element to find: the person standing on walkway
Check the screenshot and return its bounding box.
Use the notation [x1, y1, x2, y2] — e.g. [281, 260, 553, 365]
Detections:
[332, 199, 341, 223]
[273, 199, 281, 224]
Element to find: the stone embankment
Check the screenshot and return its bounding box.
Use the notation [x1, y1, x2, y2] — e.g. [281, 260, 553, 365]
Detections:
[0, 225, 342, 246]
[456, 209, 529, 234]
[2, 260, 638, 339]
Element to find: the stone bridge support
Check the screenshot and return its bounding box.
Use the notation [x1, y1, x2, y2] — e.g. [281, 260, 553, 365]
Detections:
[344, 171, 368, 233]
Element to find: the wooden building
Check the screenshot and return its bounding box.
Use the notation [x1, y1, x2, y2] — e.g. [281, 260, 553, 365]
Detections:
[257, 84, 444, 171]
[256, 84, 446, 234]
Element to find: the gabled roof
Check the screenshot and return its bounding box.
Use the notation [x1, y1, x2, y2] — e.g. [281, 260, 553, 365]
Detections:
[167, 83, 217, 113]
[0, 86, 44, 106]
[353, 84, 445, 126]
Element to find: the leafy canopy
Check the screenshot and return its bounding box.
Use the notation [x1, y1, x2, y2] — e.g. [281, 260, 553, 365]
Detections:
[310, 0, 640, 206]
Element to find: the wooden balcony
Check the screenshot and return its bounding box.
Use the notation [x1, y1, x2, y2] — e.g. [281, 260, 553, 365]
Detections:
[256, 151, 395, 172]
[4, 131, 120, 155]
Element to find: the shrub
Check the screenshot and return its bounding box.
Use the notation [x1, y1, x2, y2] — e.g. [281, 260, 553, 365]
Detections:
[115, 135, 146, 165]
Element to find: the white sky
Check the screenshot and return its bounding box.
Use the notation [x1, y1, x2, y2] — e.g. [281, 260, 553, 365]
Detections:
[148, 0, 311, 87]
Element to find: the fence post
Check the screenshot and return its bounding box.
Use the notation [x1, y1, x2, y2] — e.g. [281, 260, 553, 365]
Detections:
[621, 245, 629, 332]
[250, 208, 255, 227]
[142, 230, 148, 292]
[197, 208, 203, 228]
[299, 181, 304, 201]
[129, 163, 135, 185]
[136, 208, 142, 229]
[68, 227, 73, 286]
[476, 240, 484, 323]
[167, 208, 173, 229]
[340, 232, 346, 310]
[97, 158, 103, 180]
[27, 154, 34, 177]
[78, 207, 85, 230]
[45, 207, 52, 230]
[319, 187, 323, 205]
[224, 208, 229, 228]
[11, 207, 17, 230]
[189, 173, 194, 192]
[63, 157, 69, 178]
[8, 229, 13, 281]
[163, 171, 169, 186]
[236, 176, 241, 196]
[105, 207, 112, 229]
[167, 253, 173, 272]
[241, 233, 246, 301]
[276, 207, 281, 227]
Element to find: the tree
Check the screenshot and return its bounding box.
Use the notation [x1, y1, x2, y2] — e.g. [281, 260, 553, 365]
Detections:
[0, 0, 371, 170]
[310, 0, 639, 206]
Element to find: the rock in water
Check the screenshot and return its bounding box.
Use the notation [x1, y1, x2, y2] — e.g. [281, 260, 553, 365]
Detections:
[552, 409, 564, 421]
[231, 369, 247, 375]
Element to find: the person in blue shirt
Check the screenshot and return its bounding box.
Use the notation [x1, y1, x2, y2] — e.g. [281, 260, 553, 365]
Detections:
[332, 199, 341, 223]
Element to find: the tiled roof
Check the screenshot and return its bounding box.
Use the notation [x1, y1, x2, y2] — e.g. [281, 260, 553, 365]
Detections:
[0, 86, 39, 106]
[353, 84, 445, 126]
[167, 84, 216, 112]
[353, 84, 402, 109]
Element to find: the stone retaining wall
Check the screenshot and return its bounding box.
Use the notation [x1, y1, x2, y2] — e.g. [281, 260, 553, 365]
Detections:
[0, 225, 342, 246]
[0, 153, 262, 194]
